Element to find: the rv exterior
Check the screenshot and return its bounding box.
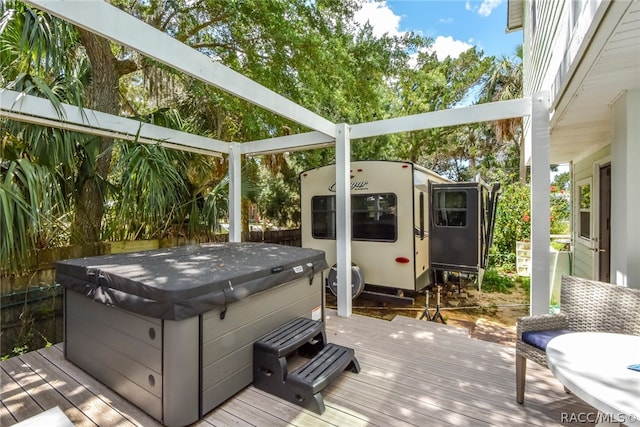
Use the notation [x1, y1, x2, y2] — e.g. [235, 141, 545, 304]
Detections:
[300, 160, 500, 299]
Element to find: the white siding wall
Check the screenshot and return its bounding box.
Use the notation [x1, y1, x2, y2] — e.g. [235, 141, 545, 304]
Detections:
[522, 0, 609, 163]
[523, 0, 565, 163]
[611, 90, 640, 289]
[523, 0, 565, 98]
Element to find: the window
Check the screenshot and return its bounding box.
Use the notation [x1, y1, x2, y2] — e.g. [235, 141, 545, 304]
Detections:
[310, 193, 398, 241]
[433, 190, 467, 227]
[352, 193, 397, 241]
[311, 196, 336, 239]
[577, 181, 591, 239]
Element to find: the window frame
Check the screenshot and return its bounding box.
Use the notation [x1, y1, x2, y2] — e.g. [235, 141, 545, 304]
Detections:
[576, 178, 592, 244]
[432, 190, 468, 228]
[310, 195, 336, 239]
[310, 193, 398, 242]
[351, 193, 398, 242]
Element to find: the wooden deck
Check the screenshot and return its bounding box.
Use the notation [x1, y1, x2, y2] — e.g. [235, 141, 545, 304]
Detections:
[1, 310, 595, 426]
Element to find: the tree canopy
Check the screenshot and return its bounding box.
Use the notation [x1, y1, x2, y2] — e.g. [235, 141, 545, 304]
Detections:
[1, 0, 525, 273]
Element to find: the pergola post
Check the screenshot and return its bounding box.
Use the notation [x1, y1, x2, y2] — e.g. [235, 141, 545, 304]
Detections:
[335, 123, 352, 317]
[530, 91, 551, 315]
[228, 142, 242, 243]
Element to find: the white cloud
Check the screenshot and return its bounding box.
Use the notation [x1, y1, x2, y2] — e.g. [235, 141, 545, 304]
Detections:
[353, 1, 472, 63]
[429, 36, 473, 61]
[478, 0, 503, 17]
[354, 1, 402, 38]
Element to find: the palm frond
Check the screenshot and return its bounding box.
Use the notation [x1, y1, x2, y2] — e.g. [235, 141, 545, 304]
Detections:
[0, 158, 67, 273]
[108, 141, 189, 240]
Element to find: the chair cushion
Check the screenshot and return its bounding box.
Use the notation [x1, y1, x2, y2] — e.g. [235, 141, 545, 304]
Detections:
[521, 329, 573, 351]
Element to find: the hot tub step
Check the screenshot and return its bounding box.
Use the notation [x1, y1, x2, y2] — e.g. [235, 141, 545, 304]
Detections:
[253, 318, 359, 414]
[254, 317, 326, 358]
[286, 343, 360, 414]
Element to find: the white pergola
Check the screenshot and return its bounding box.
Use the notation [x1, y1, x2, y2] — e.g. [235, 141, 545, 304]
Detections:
[1, 0, 552, 317]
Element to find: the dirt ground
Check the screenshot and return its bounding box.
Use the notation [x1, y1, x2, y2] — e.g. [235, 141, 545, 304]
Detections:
[326, 278, 530, 347]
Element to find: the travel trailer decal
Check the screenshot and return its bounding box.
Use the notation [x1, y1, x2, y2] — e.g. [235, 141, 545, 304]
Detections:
[328, 177, 369, 192]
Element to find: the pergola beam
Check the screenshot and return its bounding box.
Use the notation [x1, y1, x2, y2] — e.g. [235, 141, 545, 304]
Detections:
[351, 98, 531, 139]
[0, 89, 227, 156]
[240, 131, 335, 155]
[24, 0, 337, 138]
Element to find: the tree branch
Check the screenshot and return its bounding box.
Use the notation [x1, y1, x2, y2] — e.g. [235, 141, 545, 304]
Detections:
[117, 58, 139, 77]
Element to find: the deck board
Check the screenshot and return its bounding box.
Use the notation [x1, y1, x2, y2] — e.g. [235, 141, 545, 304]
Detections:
[1, 311, 596, 426]
[1, 400, 18, 426]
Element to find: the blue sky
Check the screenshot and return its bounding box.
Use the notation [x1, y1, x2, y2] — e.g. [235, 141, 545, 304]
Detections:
[354, 0, 523, 61]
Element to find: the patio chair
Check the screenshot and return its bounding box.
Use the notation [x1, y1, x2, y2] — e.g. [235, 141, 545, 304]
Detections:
[516, 275, 640, 404]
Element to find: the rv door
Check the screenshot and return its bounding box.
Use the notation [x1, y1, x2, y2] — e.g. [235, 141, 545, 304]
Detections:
[481, 183, 501, 269]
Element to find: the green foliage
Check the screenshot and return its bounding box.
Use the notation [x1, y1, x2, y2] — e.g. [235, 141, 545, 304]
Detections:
[489, 176, 571, 270]
[482, 269, 515, 294]
[489, 182, 531, 267]
[550, 171, 570, 235]
[1, 0, 529, 270]
[0, 159, 68, 273]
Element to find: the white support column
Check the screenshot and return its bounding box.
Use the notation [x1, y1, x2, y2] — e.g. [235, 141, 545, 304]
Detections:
[530, 92, 551, 315]
[228, 143, 242, 243]
[335, 123, 352, 317]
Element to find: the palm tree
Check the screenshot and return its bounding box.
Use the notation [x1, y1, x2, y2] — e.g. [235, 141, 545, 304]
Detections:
[479, 45, 525, 183]
[1, 1, 85, 272]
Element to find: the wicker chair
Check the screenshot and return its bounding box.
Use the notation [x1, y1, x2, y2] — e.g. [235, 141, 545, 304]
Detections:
[516, 275, 640, 404]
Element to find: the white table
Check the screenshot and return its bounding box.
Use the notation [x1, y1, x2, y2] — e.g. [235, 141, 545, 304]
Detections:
[546, 332, 640, 426]
[12, 407, 74, 427]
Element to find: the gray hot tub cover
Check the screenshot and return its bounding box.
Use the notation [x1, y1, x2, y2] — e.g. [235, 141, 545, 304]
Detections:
[56, 242, 328, 320]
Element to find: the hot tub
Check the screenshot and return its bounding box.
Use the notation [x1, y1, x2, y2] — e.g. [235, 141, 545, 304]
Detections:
[56, 242, 327, 427]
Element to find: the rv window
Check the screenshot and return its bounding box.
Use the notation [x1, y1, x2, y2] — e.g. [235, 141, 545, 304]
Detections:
[310, 193, 397, 241]
[311, 196, 336, 239]
[352, 193, 397, 241]
[434, 191, 467, 227]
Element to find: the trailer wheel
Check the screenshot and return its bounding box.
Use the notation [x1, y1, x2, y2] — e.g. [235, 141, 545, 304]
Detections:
[327, 264, 365, 299]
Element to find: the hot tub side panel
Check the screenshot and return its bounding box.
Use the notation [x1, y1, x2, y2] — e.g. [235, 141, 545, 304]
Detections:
[200, 271, 324, 414]
[64, 290, 165, 421]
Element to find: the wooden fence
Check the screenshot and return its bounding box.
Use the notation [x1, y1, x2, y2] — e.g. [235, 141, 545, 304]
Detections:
[0, 229, 301, 357]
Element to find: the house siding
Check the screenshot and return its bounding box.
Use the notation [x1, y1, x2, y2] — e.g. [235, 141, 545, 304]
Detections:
[519, 0, 639, 288]
[611, 90, 640, 288]
[523, 0, 609, 103]
[523, 0, 565, 98]
[522, 0, 565, 162]
[522, 0, 610, 163]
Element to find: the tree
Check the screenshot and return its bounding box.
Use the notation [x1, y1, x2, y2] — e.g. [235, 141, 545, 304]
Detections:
[1, 0, 505, 270]
[478, 45, 524, 183]
[391, 47, 493, 169]
[2, 0, 372, 249]
[70, 28, 129, 243]
[1, 1, 85, 271]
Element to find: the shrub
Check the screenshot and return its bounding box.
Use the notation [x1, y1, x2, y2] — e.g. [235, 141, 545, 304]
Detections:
[482, 269, 515, 293]
[489, 180, 570, 270]
[489, 183, 530, 267]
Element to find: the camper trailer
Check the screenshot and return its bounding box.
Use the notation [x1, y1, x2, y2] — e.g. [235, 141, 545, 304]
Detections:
[300, 160, 500, 300]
